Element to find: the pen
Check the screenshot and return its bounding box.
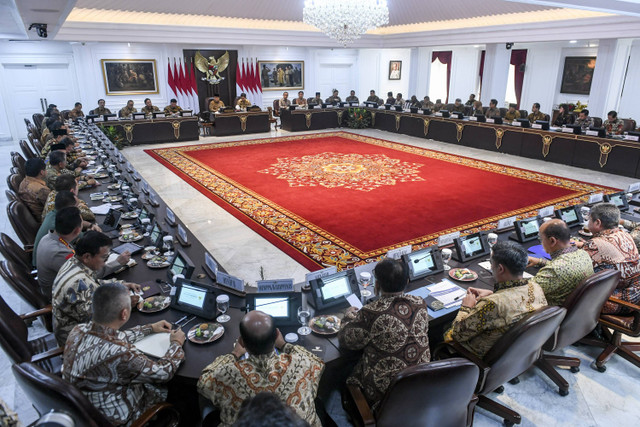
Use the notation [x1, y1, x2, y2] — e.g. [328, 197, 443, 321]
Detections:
[174, 315, 187, 325]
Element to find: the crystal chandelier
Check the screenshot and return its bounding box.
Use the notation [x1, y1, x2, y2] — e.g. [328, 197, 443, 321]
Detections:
[303, 0, 389, 47]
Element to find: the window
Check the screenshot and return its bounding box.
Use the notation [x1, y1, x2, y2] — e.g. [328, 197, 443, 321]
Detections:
[504, 64, 517, 107]
[429, 58, 449, 104]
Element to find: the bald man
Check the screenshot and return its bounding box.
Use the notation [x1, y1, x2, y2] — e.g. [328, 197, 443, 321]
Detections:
[197, 311, 324, 427]
[528, 219, 593, 305]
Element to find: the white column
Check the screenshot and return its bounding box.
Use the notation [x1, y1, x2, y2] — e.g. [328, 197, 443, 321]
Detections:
[416, 47, 433, 98]
[618, 39, 640, 121]
[449, 47, 482, 103]
[589, 38, 633, 118]
[480, 43, 511, 107]
[519, 45, 562, 115]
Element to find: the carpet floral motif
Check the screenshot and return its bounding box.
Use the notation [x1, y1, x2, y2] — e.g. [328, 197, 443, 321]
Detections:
[257, 152, 425, 192]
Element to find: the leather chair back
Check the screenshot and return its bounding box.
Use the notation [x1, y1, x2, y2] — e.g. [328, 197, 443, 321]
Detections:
[204, 97, 215, 111]
[0, 233, 33, 271]
[621, 118, 637, 133]
[0, 292, 34, 365]
[19, 140, 36, 159]
[0, 260, 47, 311]
[12, 362, 111, 427]
[482, 106, 489, 115]
[10, 167, 23, 178]
[7, 201, 39, 246]
[481, 306, 566, 393]
[376, 358, 479, 427]
[32, 114, 44, 129]
[444, 103, 454, 111]
[593, 117, 603, 128]
[519, 110, 528, 118]
[272, 99, 280, 116]
[7, 174, 23, 193]
[545, 270, 620, 351]
[11, 153, 26, 177]
[499, 107, 508, 117]
[5, 189, 18, 203]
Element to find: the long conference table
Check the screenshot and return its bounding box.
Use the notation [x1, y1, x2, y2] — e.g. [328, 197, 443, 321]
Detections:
[97, 116, 200, 145]
[280, 107, 640, 178]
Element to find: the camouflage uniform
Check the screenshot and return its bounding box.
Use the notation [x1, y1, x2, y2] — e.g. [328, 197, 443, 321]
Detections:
[42, 190, 95, 222]
[208, 100, 225, 112]
[119, 106, 137, 118]
[163, 105, 183, 116]
[18, 176, 51, 219]
[527, 111, 546, 123]
[92, 106, 112, 116]
[68, 108, 84, 120]
[504, 110, 521, 123]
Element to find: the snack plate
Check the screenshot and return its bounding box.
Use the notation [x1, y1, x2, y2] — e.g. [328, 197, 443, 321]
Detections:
[104, 196, 122, 203]
[188, 323, 224, 344]
[93, 173, 109, 179]
[147, 256, 170, 268]
[121, 211, 139, 219]
[138, 296, 171, 313]
[449, 268, 478, 282]
[119, 233, 143, 243]
[309, 315, 341, 335]
[578, 229, 593, 237]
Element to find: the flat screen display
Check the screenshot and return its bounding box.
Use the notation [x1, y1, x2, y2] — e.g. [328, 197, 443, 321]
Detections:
[408, 251, 436, 275]
[255, 297, 289, 318]
[560, 208, 578, 224]
[521, 219, 540, 238]
[150, 224, 161, 244]
[462, 235, 484, 257]
[139, 208, 149, 220]
[321, 275, 351, 300]
[171, 254, 186, 276]
[609, 194, 625, 208]
[178, 283, 206, 309]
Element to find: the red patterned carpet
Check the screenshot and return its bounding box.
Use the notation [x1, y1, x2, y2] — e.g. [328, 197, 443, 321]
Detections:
[146, 132, 618, 270]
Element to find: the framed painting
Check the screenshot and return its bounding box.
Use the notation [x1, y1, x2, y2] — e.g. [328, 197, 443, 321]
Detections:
[560, 56, 596, 95]
[101, 59, 159, 95]
[389, 60, 402, 80]
[258, 61, 304, 91]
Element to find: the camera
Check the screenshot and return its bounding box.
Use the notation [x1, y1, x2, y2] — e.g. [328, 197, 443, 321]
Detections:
[506, 42, 514, 50]
[28, 23, 48, 38]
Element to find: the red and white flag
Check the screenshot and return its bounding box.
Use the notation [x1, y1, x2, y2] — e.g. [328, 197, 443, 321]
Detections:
[167, 59, 177, 101]
[236, 59, 243, 98]
[190, 59, 200, 114]
[254, 58, 263, 108]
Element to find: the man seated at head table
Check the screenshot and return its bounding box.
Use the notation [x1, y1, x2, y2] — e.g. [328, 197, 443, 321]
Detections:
[527, 219, 594, 306]
[433, 99, 444, 112]
[452, 98, 465, 113]
[119, 100, 137, 118]
[52, 230, 140, 346]
[366, 90, 382, 105]
[421, 95, 434, 110]
[603, 110, 624, 136]
[68, 102, 85, 120]
[18, 157, 50, 221]
[465, 94, 476, 106]
[141, 98, 160, 116]
[485, 99, 501, 119]
[527, 102, 546, 123]
[574, 203, 640, 314]
[338, 258, 430, 411]
[394, 93, 405, 106]
[574, 109, 595, 132]
[198, 310, 324, 427]
[472, 100, 483, 116]
[385, 91, 395, 105]
[279, 91, 291, 110]
[63, 282, 185, 426]
[325, 89, 341, 105]
[408, 95, 421, 108]
[504, 103, 521, 123]
[345, 90, 359, 103]
[164, 98, 183, 116]
[311, 92, 323, 106]
[293, 91, 307, 108]
[92, 98, 111, 116]
[235, 93, 252, 110]
[444, 240, 548, 358]
[208, 94, 225, 112]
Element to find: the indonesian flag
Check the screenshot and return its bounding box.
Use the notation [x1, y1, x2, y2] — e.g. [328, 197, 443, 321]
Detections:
[190, 59, 200, 114]
[254, 58, 263, 108]
[173, 59, 184, 108]
[236, 59, 243, 99]
[167, 59, 177, 101]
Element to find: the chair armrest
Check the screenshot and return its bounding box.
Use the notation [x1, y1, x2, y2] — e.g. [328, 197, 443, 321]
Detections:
[608, 297, 640, 312]
[347, 384, 375, 427]
[442, 341, 491, 392]
[131, 402, 179, 427]
[30, 346, 63, 364]
[20, 305, 52, 320]
[24, 245, 33, 252]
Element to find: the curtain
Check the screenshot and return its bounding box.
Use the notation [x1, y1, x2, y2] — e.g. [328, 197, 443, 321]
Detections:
[510, 49, 527, 109]
[479, 50, 486, 98]
[432, 51, 452, 103]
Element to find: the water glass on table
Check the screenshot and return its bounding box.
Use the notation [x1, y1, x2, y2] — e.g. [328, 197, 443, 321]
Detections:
[216, 294, 230, 323]
[359, 271, 372, 298]
[297, 306, 311, 336]
[441, 248, 452, 271]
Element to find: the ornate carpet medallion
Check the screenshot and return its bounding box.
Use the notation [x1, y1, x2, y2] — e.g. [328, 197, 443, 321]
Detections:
[257, 152, 425, 192]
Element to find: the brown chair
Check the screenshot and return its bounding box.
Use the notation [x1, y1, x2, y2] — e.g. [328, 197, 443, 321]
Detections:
[7, 201, 40, 246]
[5, 189, 18, 203]
[10, 167, 23, 178]
[592, 117, 603, 128]
[11, 153, 26, 177]
[342, 358, 479, 427]
[518, 110, 528, 118]
[439, 306, 566, 426]
[20, 140, 36, 159]
[535, 270, 620, 395]
[0, 233, 33, 272]
[0, 292, 60, 373]
[32, 113, 44, 129]
[0, 260, 52, 332]
[272, 99, 280, 117]
[267, 107, 278, 130]
[621, 118, 637, 133]
[7, 173, 23, 194]
[499, 107, 508, 117]
[13, 362, 180, 427]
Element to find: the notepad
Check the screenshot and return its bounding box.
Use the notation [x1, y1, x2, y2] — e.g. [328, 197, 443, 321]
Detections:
[134, 333, 171, 358]
[427, 279, 465, 308]
[528, 245, 552, 260]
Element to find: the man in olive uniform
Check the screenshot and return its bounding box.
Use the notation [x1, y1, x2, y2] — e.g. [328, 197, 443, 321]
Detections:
[385, 92, 395, 105]
[119, 100, 137, 118]
[421, 96, 434, 110]
[46, 151, 95, 191]
[141, 98, 160, 116]
[325, 90, 341, 105]
[92, 99, 111, 116]
[68, 102, 85, 120]
[465, 94, 476, 106]
[345, 90, 359, 103]
[504, 103, 521, 123]
[527, 103, 546, 123]
[236, 93, 252, 110]
[366, 90, 382, 105]
[452, 98, 465, 113]
[485, 99, 501, 118]
[164, 99, 182, 116]
[312, 92, 323, 106]
[208, 94, 225, 112]
[278, 92, 291, 110]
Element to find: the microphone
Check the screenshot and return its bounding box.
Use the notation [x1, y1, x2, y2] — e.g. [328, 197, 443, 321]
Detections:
[413, 254, 432, 263]
[156, 278, 172, 286]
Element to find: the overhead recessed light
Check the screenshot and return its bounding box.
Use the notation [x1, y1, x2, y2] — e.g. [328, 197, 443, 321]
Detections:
[127, 42, 131, 47]
[473, 45, 480, 48]
[569, 40, 577, 43]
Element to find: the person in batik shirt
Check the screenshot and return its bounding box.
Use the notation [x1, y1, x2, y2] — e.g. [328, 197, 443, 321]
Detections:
[528, 219, 593, 306]
[445, 241, 547, 358]
[64, 282, 185, 426]
[338, 258, 430, 411]
[578, 203, 640, 314]
[198, 311, 324, 427]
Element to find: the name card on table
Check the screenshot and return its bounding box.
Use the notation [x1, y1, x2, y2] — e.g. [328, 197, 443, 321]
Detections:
[216, 271, 244, 292]
[625, 135, 640, 141]
[486, 118, 495, 123]
[386, 245, 413, 260]
[469, 116, 478, 121]
[205, 252, 218, 275]
[561, 127, 575, 133]
[313, 105, 321, 109]
[512, 121, 522, 127]
[586, 130, 599, 137]
[94, 116, 104, 122]
[588, 193, 604, 204]
[305, 266, 338, 287]
[166, 207, 176, 224]
[181, 111, 193, 117]
[538, 206, 555, 218]
[438, 231, 460, 247]
[532, 123, 542, 129]
[435, 112, 443, 117]
[106, 115, 118, 121]
[627, 182, 640, 193]
[177, 224, 188, 244]
[257, 279, 294, 293]
[497, 216, 517, 230]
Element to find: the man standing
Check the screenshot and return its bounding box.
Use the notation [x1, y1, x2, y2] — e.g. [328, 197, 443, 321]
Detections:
[528, 219, 594, 306]
[64, 282, 185, 426]
[261, 64, 271, 88]
[163, 98, 182, 116]
[18, 158, 50, 221]
[527, 103, 546, 123]
[118, 100, 137, 118]
[444, 241, 547, 357]
[198, 311, 324, 427]
[52, 231, 139, 345]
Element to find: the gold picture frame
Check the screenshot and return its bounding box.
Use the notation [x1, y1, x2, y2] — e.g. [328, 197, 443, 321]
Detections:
[258, 61, 304, 91]
[100, 59, 159, 95]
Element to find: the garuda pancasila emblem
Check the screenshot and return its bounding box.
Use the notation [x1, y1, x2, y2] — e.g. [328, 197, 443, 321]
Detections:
[194, 51, 230, 85]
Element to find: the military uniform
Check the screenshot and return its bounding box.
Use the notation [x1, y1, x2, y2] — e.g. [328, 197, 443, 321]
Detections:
[345, 95, 359, 103]
[433, 103, 444, 112]
[42, 190, 95, 222]
[421, 101, 435, 110]
[45, 166, 88, 191]
[18, 176, 51, 220]
[528, 111, 546, 123]
[485, 107, 501, 118]
[164, 105, 182, 115]
[325, 96, 341, 105]
[208, 99, 225, 112]
[504, 110, 521, 123]
[236, 98, 251, 109]
[452, 104, 465, 113]
[366, 95, 382, 105]
[92, 106, 111, 116]
[574, 116, 594, 131]
[141, 105, 159, 115]
[68, 108, 84, 120]
[119, 106, 137, 118]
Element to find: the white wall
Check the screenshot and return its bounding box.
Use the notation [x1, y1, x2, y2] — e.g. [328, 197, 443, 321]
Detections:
[520, 44, 562, 115]
[553, 46, 599, 108]
[448, 47, 481, 104]
[619, 39, 640, 121]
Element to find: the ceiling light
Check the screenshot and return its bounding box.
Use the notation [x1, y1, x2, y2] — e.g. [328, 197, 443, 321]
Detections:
[303, 0, 389, 47]
[569, 40, 577, 43]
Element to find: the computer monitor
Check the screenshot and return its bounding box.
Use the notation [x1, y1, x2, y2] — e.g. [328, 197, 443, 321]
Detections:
[554, 206, 581, 227]
[168, 249, 195, 282]
[401, 246, 444, 281]
[438, 110, 451, 118]
[534, 120, 550, 130]
[604, 191, 629, 211]
[516, 118, 530, 128]
[152, 111, 166, 118]
[245, 292, 302, 327]
[453, 232, 490, 262]
[170, 278, 218, 319]
[308, 269, 360, 312]
[149, 223, 164, 248]
[512, 217, 542, 242]
[474, 114, 486, 122]
[450, 111, 463, 119]
[588, 126, 606, 138]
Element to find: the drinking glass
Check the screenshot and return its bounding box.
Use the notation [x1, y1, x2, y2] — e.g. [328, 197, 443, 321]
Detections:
[297, 306, 311, 336]
[216, 294, 230, 323]
[486, 233, 498, 261]
[441, 248, 453, 271]
[627, 193, 634, 203]
[580, 206, 590, 228]
[359, 271, 372, 298]
[162, 235, 175, 257]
